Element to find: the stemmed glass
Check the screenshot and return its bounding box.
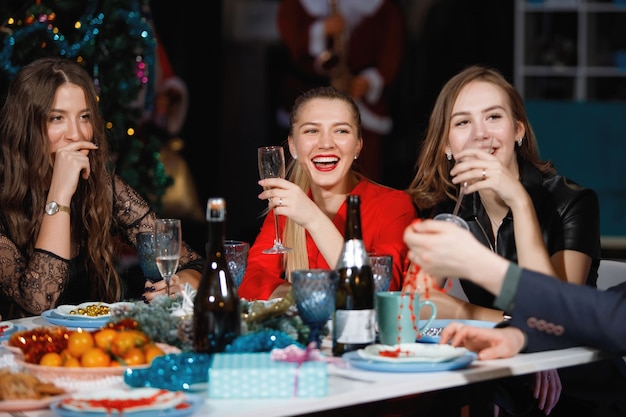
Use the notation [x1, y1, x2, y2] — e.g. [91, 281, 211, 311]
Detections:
[258, 146, 293, 254]
[434, 136, 494, 229]
[136, 231, 162, 283]
[154, 218, 182, 296]
[291, 269, 338, 348]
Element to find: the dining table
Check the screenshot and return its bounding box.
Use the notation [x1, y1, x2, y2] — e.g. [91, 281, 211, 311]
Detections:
[0, 314, 607, 417]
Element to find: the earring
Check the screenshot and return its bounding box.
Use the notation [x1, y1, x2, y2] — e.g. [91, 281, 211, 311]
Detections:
[516, 137, 523, 147]
[354, 154, 358, 160]
[292, 154, 297, 160]
[445, 149, 452, 161]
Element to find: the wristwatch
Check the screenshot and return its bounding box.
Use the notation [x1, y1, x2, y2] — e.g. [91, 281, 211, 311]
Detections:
[45, 201, 70, 216]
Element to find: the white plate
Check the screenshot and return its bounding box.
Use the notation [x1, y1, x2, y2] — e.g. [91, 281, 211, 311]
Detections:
[41, 310, 108, 329]
[357, 343, 468, 363]
[0, 321, 14, 333]
[0, 325, 26, 342]
[54, 302, 115, 320]
[50, 394, 202, 417]
[57, 387, 185, 413]
[344, 350, 477, 373]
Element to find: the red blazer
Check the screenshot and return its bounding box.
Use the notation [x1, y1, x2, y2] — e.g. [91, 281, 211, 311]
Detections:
[238, 179, 416, 300]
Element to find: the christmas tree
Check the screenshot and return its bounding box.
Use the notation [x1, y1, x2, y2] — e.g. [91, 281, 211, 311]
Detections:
[0, 0, 171, 212]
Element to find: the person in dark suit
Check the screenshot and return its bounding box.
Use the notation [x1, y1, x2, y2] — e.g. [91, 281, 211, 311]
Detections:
[404, 218, 626, 416]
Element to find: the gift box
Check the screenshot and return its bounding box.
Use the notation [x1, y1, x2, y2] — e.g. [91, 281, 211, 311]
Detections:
[209, 352, 327, 398]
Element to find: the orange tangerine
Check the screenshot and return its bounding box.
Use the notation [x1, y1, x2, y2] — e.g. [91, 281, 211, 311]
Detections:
[80, 347, 111, 368]
[110, 330, 138, 357]
[39, 352, 62, 367]
[63, 356, 81, 368]
[122, 347, 146, 366]
[59, 349, 73, 362]
[143, 344, 165, 364]
[94, 328, 118, 351]
[67, 330, 94, 358]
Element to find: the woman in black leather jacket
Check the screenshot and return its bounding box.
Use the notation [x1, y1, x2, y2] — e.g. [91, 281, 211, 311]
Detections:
[407, 65, 600, 320]
[406, 65, 601, 416]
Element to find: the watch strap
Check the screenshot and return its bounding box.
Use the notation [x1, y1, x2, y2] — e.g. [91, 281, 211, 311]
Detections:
[45, 201, 70, 215]
[57, 204, 70, 214]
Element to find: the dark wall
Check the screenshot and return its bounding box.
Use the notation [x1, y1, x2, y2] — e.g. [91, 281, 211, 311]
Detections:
[386, 0, 514, 190]
[150, 1, 222, 253]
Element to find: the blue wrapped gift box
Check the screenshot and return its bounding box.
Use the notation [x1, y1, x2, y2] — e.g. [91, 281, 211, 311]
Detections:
[209, 352, 328, 398]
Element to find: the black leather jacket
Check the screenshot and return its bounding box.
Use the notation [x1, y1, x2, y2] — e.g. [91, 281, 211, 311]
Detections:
[430, 156, 601, 311]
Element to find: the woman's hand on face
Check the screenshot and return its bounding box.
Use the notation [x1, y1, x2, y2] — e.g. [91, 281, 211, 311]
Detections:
[450, 148, 526, 207]
[258, 178, 322, 229]
[50, 141, 99, 198]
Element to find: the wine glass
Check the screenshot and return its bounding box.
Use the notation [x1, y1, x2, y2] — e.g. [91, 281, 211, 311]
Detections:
[369, 253, 393, 295]
[291, 269, 338, 348]
[154, 218, 182, 296]
[434, 136, 494, 228]
[258, 146, 293, 254]
[224, 240, 250, 288]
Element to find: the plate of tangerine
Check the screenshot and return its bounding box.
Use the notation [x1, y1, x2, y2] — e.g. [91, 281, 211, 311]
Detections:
[5, 322, 179, 384]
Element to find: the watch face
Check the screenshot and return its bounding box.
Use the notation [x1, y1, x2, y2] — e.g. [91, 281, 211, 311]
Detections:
[45, 202, 58, 215]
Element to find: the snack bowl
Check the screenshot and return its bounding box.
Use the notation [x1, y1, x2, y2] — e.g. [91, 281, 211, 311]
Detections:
[4, 326, 180, 386]
[54, 302, 115, 320]
[8, 342, 180, 384]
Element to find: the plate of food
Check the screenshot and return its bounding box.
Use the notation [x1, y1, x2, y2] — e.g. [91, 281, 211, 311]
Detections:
[54, 302, 115, 320]
[0, 321, 25, 342]
[0, 321, 14, 333]
[0, 325, 26, 342]
[0, 369, 67, 411]
[5, 327, 179, 385]
[10, 342, 179, 384]
[42, 309, 111, 329]
[344, 346, 477, 373]
[50, 388, 202, 417]
[357, 343, 469, 363]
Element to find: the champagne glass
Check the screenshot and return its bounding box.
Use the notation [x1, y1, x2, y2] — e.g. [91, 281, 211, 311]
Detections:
[434, 136, 494, 228]
[154, 218, 182, 296]
[258, 146, 293, 254]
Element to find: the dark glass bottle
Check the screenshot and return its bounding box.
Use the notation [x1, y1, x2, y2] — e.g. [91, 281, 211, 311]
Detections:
[332, 195, 375, 356]
[193, 197, 241, 354]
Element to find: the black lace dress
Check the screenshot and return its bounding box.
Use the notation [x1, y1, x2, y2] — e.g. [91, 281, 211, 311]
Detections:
[0, 174, 205, 319]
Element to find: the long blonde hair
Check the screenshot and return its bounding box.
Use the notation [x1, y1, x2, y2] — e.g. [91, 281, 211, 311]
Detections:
[281, 86, 362, 280]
